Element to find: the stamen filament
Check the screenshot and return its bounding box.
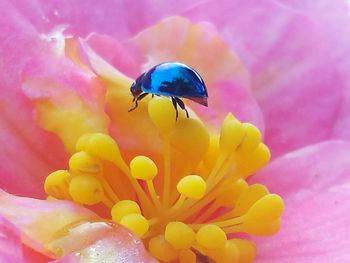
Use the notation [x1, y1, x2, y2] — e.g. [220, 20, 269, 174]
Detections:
[100, 177, 120, 203]
[212, 216, 245, 228]
[195, 200, 220, 223]
[205, 153, 227, 187]
[169, 194, 187, 214]
[175, 177, 235, 221]
[147, 180, 162, 209]
[162, 136, 171, 207]
[118, 161, 155, 215]
[211, 155, 238, 189]
[101, 195, 114, 208]
[221, 223, 244, 234]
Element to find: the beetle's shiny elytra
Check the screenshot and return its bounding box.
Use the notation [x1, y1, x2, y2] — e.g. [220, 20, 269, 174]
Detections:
[129, 62, 208, 118]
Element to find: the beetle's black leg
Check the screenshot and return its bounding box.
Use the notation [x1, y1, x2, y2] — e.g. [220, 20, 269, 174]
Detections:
[171, 97, 179, 120]
[128, 93, 148, 112]
[175, 98, 189, 118]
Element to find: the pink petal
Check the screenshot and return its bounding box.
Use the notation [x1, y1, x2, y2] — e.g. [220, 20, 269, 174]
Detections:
[0, 191, 156, 262]
[0, 190, 98, 256]
[0, 0, 67, 198]
[86, 33, 141, 78]
[0, 215, 24, 262]
[254, 191, 350, 263]
[0, 215, 49, 262]
[288, 0, 350, 142]
[251, 140, 350, 200]
[250, 140, 350, 261]
[9, 0, 202, 38]
[182, 0, 350, 157]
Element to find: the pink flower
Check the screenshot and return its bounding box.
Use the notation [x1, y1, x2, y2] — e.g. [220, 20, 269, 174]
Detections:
[1, 0, 350, 262]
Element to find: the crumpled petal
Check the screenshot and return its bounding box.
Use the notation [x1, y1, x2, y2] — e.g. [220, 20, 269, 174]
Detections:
[0, 190, 98, 256]
[0, 190, 156, 262]
[76, 37, 167, 165]
[21, 39, 110, 154]
[0, 0, 67, 198]
[182, 0, 350, 157]
[0, 215, 24, 262]
[251, 140, 350, 261]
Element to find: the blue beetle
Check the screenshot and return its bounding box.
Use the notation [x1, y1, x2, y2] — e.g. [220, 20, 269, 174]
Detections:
[129, 62, 208, 118]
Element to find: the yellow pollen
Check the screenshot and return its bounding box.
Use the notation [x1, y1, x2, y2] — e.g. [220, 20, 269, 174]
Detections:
[44, 170, 70, 199]
[69, 151, 102, 173]
[119, 214, 149, 237]
[130, 155, 158, 180]
[111, 200, 141, 222]
[196, 224, 227, 250]
[68, 174, 106, 206]
[165, 221, 195, 249]
[176, 175, 206, 200]
[44, 97, 283, 262]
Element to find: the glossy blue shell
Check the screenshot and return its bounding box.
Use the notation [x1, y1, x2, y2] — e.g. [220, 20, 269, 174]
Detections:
[139, 62, 208, 99]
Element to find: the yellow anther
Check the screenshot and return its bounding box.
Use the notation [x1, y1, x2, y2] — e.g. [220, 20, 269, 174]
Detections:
[148, 235, 178, 262]
[68, 151, 102, 173]
[177, 175, 206, 200]
[130, 155, 158, 180]
[219, 113, 245, 155]
[243, 218, 281, 236]
[196, 224, 227, 250]
[119, 214, 149, 237]
[216, 179, 249, 207]
[68, 174, 104, 205]
[148, 97, 176, 134]
[206, 240, 239, 263]
[44, 170, 70, 199]
[179, 249, 196, 263]
[237, 143, 271, 178]
[111, 200, 141, 223]
[246, 194, 284, 222]
[76, 133, 123, 165]
[230, 239, 256, 263]
[165, 221, 196, 249]
[171, 118, 210, 165]
[233, 184, 269, 216]
[237, 123, 262, 155]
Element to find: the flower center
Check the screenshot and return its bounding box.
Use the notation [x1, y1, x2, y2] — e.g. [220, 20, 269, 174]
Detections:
[44, 97, 284, 262]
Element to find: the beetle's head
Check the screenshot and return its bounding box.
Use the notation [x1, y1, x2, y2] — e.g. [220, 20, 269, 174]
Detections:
[130, 76, 143, 101]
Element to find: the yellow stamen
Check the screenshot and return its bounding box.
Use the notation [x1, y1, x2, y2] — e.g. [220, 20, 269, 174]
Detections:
[205, 240, 239, 263]
[68, 151, 102, 174]
[176, 175, 206, 200]
[68, 174, 106, 206]
[196, 224, 227, 250]
[148, 98, 175, 207]
[119, 214, 149, 237]
[164, 221, 195, 249]
[130, 155, 161, 209]
[148, 235, 178, 262]
[111, 200, 141, 222]
[179, 249, 196, 263]
[45, 105, 283, 263]
[44, 170, 70, 199]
